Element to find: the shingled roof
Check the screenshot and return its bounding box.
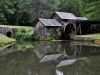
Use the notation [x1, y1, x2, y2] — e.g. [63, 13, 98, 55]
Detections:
[39, 18, 62, 26]
[76, 17, 88, 20]
[52, 11, 77, 19]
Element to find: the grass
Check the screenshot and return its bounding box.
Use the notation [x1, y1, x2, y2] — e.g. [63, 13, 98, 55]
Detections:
[0, 24, 33, 51]
[0, 33, 16, 47]
[73, 33, 100, 41]
[73, 33, 100, 45]
[0, 25, 37, 41]
[75, 33, 100, 40]
[83, 33, 100, 40]
[0, 25, 33, 30]
[84, 33, 100, 45]
[0, 43, 15, 51]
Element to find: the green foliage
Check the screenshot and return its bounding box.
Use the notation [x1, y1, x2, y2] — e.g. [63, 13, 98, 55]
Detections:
[77, 0, 100, 20]
[59, 0, 80, 16]
[0, 0, 15, 24]
[18, 11, 33, 26]
[0, 13, 7, 24]
[31, 32, 39, 40]
[47, 37, 55, 41]
[0, 0, 81, 25]
[15, 41, 34, 52]
[19, 28, 26, 33]
[48, 30, 59, 41]
[30, 0, 58, 19]
[50, 32, 58, 39]
[0, 33, 16, 47]
[77, 0, 100, 32]
[14, 28, 39, 40]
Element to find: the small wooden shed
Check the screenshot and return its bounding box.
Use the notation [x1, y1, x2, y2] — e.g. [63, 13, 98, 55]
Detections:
[34, 18, 62, 37]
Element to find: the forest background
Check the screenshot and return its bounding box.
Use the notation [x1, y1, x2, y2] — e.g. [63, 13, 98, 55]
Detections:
[0, 0, 100, 26]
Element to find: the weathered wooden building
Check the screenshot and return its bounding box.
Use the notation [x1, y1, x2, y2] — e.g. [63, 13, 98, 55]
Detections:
[34, 18, 62, 40]
[50, 11, 90, 38]
[50, 11, 92, 39]
[34, 11, 100, 40]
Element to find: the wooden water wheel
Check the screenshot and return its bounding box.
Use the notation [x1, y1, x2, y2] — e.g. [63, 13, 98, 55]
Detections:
[61, 23, 76, 39]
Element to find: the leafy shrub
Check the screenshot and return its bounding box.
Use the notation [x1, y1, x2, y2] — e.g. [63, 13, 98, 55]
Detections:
[14, 28, 39, 40]
[47, 37, 55, 41]
[20, 28, 26, 33]
[50, 31, 59, 40]
[31, 32, 39, 40]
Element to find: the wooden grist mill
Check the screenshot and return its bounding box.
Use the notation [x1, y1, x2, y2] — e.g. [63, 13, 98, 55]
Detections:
[34, 11, 100, 40]
[61, 19, 100, 39]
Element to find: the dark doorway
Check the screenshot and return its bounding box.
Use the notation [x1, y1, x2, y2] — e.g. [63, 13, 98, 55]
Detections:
[7, 32, 12, 38]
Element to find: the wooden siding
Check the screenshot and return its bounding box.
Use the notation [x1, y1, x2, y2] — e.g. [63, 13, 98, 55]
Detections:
[46, 27, 61, 36]
[51, 14, 64, 25]
[34, 21, 46, 36]
[34, 21, 50, 36]
[34, 21, 61, 36]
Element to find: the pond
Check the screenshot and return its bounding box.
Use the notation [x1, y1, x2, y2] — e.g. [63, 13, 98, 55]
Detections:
[0, 41, 100, 75]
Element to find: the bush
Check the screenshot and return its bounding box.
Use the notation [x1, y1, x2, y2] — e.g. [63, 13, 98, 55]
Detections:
[14, 28, 39, 40]
[20, 28, 26, 33]
[50, 31, 59, 40]
[31, 32, 39, 40]
[47, 37, 55, 41]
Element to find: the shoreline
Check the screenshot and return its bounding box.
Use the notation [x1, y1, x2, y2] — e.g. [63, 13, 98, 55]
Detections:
[0, 33, 16, 49]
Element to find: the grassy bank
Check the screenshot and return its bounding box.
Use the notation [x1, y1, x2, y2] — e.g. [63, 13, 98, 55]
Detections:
[0, 33, 16, 47]
[73, 33, 100, 45]
[0, 25, 32, 30]
[82, 33, 100, 39]
[74, 33, 100, 40]
[0, 25, 37, 40]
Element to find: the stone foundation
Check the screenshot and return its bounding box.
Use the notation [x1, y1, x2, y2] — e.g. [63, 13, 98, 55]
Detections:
[0, 27, 14, 38]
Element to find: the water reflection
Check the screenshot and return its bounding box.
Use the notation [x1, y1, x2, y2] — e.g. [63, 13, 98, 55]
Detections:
[0, 41, 100, 75]
[0, 44, 14, 56]
[34, 41, 100, 67]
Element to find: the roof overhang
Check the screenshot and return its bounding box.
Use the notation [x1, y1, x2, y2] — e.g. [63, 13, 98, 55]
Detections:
[63, 19, 100, 24]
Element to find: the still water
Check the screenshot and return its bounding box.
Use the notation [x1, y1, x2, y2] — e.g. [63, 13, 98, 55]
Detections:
[0, 41, 100, 75]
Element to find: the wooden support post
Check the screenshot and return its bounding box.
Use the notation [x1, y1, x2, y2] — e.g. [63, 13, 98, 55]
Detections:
[79, 24, 82, 35]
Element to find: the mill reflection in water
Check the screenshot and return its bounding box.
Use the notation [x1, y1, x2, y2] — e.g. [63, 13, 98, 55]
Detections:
[34, 41, 100, 67]
[0, 41, 100, 75]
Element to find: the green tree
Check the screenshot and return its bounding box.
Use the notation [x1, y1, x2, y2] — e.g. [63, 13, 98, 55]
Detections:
[11, 0, 32, 25]
[30, 0, 58, 19]
[0, 0, 15, 24]
[18, 11, 33, 26]
[59, 0, 80, 16]
[54, 0, 60, 11]
[77, 0, 100, 20]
